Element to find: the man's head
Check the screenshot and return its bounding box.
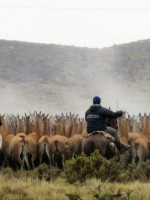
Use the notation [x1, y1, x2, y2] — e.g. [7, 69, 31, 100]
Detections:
[93, 96, 101, 104]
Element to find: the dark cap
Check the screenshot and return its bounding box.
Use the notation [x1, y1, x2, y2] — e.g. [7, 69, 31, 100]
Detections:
[93, 96, 101, 104]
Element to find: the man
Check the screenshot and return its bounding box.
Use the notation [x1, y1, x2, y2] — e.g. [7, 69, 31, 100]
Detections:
[85, 96, 131, 154]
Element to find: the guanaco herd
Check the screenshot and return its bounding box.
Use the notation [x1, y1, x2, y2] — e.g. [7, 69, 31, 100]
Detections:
[0, 112, 150, 170]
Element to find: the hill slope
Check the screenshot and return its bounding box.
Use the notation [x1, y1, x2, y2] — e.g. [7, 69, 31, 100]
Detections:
[0, 39, 150, 115]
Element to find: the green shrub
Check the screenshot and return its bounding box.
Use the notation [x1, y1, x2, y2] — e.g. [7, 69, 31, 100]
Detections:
[122, 160, 150, 182]
[31, 163, 51, 180]
[0, 167, 34, 180]
[64, 150, 122, 183]
[0, 164, 64, 182]
[28, 163, 63, 181]
[2, 156, 150, 184]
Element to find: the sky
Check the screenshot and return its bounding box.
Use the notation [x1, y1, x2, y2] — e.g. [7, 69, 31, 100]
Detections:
[1, 0, 150, 48]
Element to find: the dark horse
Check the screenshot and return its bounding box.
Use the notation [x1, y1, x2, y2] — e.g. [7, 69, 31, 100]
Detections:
[106, 117, 118, 130]
[82, 118, 119, 159]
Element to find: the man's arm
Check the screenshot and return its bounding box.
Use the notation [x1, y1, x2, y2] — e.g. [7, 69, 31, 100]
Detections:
[101, 107, 124, 119]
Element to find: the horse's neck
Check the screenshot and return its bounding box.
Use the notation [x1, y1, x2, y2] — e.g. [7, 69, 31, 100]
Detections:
[107, 118, 118, 130]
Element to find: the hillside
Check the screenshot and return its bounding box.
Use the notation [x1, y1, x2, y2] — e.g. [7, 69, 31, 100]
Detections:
[0, 39, 150, 115]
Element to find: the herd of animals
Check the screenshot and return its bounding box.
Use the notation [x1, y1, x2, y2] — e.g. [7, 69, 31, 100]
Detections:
[0, 111, 150, 170]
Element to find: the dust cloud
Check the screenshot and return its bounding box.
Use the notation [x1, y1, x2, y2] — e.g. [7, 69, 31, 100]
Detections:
[0, 82, 149, 118]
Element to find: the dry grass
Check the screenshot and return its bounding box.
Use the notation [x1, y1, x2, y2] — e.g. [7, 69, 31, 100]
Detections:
[0, 169, 150, 200]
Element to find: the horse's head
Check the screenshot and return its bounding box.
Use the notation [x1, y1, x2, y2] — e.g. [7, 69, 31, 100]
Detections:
[106, 118, 118, 130]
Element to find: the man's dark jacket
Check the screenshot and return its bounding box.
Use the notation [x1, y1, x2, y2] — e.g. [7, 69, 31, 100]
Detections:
[85, 104, 123, 133]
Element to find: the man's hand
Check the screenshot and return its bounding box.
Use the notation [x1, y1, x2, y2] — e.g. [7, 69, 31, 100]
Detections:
[122, 110, 126, 115]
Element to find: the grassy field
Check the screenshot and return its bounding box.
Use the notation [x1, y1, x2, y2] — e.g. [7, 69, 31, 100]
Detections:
[1, 152, 150, 200]
[0, 167, 150, 200]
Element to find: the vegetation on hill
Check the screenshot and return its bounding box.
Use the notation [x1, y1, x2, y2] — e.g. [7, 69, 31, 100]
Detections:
[0, 39, 150, 115]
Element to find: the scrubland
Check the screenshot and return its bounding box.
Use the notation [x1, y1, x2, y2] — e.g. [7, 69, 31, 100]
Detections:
[1, 170, 150, 200]
[1, 152, 150, 200]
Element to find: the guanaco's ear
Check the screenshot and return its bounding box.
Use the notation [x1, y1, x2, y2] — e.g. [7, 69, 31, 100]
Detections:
[0, 118, 2, 126]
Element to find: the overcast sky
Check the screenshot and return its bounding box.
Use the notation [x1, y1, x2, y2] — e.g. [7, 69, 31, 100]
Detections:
[1, 0, 150, 48]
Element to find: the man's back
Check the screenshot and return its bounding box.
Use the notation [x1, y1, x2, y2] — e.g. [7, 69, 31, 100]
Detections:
[85, 104, 122, 133]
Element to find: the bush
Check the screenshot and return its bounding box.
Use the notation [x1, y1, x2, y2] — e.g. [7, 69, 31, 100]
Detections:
[0, 164, 63, 182]
[64, 150, 122, 183]
[29, 163, 63, 181]
[122, 160, 150, 182]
